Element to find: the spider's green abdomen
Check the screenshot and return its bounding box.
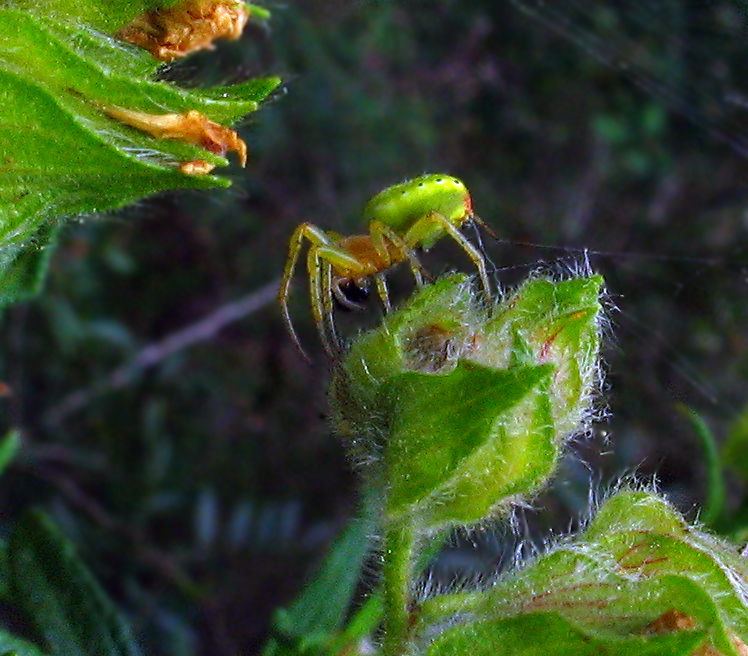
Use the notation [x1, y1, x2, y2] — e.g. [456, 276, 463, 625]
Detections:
[362, 174, 472, 245]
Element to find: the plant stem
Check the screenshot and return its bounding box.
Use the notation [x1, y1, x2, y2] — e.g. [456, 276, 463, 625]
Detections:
[677, 404, 725, 527]
[381, 519, 416, 656]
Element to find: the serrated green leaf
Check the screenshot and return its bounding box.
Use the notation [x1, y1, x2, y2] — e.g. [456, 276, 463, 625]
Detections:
[8, 510, 143, 656]
[0, 5, 279, 305]
[0, 0, 183, 34]
[0, 64, 218, 237]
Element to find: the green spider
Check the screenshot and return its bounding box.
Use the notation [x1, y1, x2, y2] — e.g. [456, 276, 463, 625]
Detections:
[278, 174, 496, 359]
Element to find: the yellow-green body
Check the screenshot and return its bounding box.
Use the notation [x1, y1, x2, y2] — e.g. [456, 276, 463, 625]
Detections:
[363, 174, 474, 249]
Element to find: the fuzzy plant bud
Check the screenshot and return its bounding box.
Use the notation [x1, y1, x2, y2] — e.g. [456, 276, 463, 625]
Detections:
[330, 273, 604, 533]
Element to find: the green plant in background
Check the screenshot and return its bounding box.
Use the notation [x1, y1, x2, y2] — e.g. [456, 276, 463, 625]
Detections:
[0, 429, 150, 656]
[721, 407, 748, 539]
[682, 402, 748, 542]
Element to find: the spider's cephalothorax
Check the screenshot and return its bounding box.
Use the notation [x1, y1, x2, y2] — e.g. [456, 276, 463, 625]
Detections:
[278, 174, 496, 359]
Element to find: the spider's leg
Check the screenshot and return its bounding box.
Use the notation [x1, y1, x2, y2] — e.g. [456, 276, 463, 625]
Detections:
[321, 259, 343, 356]
[374, 274, 391, 313]
[470, 213, 498, 240]
[369, 220, 427, 286]
[406, 211, 492, 302]
[279, 223, 331, 361]
[314, 245, 370, 357]
[307, 246, 337, 359]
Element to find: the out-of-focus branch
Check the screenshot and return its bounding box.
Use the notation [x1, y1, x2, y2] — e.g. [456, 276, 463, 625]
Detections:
[43, 279, 279, 426]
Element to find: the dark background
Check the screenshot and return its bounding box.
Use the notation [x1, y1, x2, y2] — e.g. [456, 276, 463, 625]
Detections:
[3, 1, 748, 653]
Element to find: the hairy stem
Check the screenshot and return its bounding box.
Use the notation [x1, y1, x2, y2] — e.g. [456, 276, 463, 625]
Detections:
[381, 519, 416, 656]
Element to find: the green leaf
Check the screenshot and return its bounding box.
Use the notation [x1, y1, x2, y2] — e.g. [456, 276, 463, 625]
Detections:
[481, 275, 604, 437]
[0, 4, 279, 305]
[481, 558, 728, 645]
[330, 594, 383, 654]
[261, 489, 379, 656]
[593, 534, 748, 641]
[581, 489, 690, 540]
[384, 361, 555, 527]
[8, 510, 143, 656]
[0, 224, 59, 305]
[0, 0, 183, 34]
[425, 612, 707, 656]
[417, 491, 748, 656]
[574, 491, 748, 644]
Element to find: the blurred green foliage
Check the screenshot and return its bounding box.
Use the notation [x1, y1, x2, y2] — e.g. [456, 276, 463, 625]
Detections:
[2, 1, 748, 654]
